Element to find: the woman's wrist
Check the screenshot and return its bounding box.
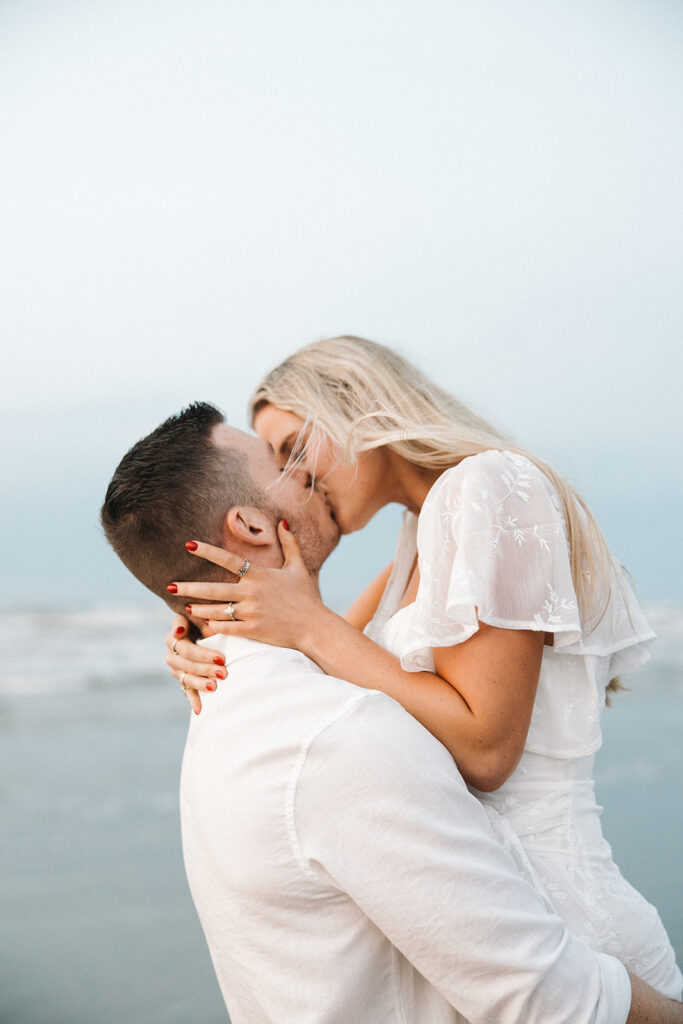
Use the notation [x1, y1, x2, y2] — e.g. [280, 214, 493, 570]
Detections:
[299, 605, 351, 662]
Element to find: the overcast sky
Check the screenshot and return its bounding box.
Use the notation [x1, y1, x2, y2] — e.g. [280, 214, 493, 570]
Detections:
[1, 0, 681, 608]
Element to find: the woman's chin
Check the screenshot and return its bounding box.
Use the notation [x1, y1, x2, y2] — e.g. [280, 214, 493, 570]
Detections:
[327, 496, 379, 535]
[336, 510, 372, 536]
[335, 515, 354, 536]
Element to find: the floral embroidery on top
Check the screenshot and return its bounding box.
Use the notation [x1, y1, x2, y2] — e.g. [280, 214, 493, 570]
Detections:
[379, 448, 655, 756]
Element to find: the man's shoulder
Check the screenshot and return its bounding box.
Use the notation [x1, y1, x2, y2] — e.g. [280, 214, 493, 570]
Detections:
[293, 684, 460, 806]
[193, 634, 390, 746]
[195, 634, 456, 790]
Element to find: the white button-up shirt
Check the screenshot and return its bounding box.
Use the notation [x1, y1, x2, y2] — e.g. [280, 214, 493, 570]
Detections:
[180, 636, 631, 1024]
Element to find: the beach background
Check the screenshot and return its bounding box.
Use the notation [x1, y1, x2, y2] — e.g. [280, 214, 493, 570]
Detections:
[1, 1, 682, 1021]
[1, 596, 682, 1024]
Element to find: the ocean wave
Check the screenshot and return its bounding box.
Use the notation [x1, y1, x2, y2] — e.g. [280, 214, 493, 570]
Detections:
[0, 603, 174, 696]
[1, 600, 681, 697]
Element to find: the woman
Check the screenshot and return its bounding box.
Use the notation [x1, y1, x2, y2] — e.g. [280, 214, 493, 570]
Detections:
[166, 335, 682, 997]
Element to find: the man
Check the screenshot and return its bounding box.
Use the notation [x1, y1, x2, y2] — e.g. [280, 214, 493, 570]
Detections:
[102, 402, 682, 1024]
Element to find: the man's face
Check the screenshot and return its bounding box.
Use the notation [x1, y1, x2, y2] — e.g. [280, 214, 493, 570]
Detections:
[211, 424, 341, 571]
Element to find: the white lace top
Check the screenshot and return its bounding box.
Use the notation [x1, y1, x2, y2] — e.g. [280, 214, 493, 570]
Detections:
[365, 449, 656, 759]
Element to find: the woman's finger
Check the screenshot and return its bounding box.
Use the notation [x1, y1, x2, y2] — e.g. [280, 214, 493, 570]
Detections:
[184, 687, 203, 715]
[184, 602, 248, 622]
[184, 539, 254, 577]
[170, 612, 190, 638]
[205, 619, 254, 637]
[170, 666, 224, 713]
[166, 652, 227, 687]
[166, 635, 225, 666]
[278, 520, 307, 568]
[169, 667, 203, 715]
[168, 581, 246, 601]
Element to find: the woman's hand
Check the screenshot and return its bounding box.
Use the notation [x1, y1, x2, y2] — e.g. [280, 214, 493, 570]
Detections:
[170, 522, 327, 651]
[165, 614, 227, 715]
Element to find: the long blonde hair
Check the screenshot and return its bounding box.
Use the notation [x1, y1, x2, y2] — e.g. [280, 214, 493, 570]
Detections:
[250, 335, 616, 633]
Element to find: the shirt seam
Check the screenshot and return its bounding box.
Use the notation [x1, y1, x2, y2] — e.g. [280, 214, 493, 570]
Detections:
[389, 944, 409, 1024]
[284, 690, 387, 885]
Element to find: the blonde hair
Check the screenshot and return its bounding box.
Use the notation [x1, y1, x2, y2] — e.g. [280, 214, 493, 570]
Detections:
[250, 335, 617, 634]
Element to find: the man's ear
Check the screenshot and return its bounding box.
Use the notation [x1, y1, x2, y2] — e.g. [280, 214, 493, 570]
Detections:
[222, 506, 278, 549]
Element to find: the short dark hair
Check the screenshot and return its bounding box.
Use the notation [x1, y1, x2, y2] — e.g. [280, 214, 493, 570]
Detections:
[101, 402, 275, 607]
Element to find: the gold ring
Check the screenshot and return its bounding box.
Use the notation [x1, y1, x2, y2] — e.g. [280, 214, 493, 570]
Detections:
[225, 603, 236, 621]
[172, 638, 181, 655]
[180, 671, 188, 691]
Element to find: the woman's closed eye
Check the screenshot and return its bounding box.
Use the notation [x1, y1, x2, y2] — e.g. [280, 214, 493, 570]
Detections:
[288, 435, 308, 463]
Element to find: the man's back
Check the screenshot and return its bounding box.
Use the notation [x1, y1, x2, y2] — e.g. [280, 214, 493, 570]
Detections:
[181, 636, 630, 1024]
[182, 637, 456, 1022]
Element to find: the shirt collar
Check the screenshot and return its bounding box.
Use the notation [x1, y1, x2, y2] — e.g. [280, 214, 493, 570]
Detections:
[197, 633, 292, 665]
[196, 630, 270, 663]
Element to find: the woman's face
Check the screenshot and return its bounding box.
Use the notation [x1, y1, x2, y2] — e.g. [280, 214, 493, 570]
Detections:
[253, 404, 391, 534]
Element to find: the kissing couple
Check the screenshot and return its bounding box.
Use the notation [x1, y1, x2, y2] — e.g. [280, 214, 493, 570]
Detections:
[102, 336, 682, 1023]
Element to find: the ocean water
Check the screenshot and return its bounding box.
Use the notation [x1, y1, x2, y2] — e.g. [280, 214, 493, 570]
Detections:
[1, 602, 681, 1023]
[0, 603, 174, 697]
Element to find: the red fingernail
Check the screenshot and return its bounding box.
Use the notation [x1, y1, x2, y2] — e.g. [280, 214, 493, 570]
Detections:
[167, 583, 178, 594]
[174, 627, 185, 636]
[213, 656, 225, 666]
[185, 605, 192, 615]
[206, 681, 216, 692]
[281, 519, 290, 531]
[193, 708, 200, 715]
[185, 541, 198, 551]
[215, 669, 227, 680]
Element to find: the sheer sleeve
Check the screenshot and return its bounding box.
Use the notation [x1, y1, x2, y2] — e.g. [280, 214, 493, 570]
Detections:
[401, 450, 583, 673]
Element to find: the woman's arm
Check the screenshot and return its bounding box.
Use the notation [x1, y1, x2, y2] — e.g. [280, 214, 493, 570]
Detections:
[343, 562, 393, 629]
[627, 974, 683, 1024]
[177, 530, 544, 790]
[300, 605, 543, 792]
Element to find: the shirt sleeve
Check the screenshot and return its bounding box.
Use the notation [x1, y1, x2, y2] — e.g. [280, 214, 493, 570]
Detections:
[292, 692, 631, 1024]
[401, 450, 583, 672]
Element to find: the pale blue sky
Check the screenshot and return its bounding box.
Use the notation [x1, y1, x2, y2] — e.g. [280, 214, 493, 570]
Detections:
[1, 0, 681, 606]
